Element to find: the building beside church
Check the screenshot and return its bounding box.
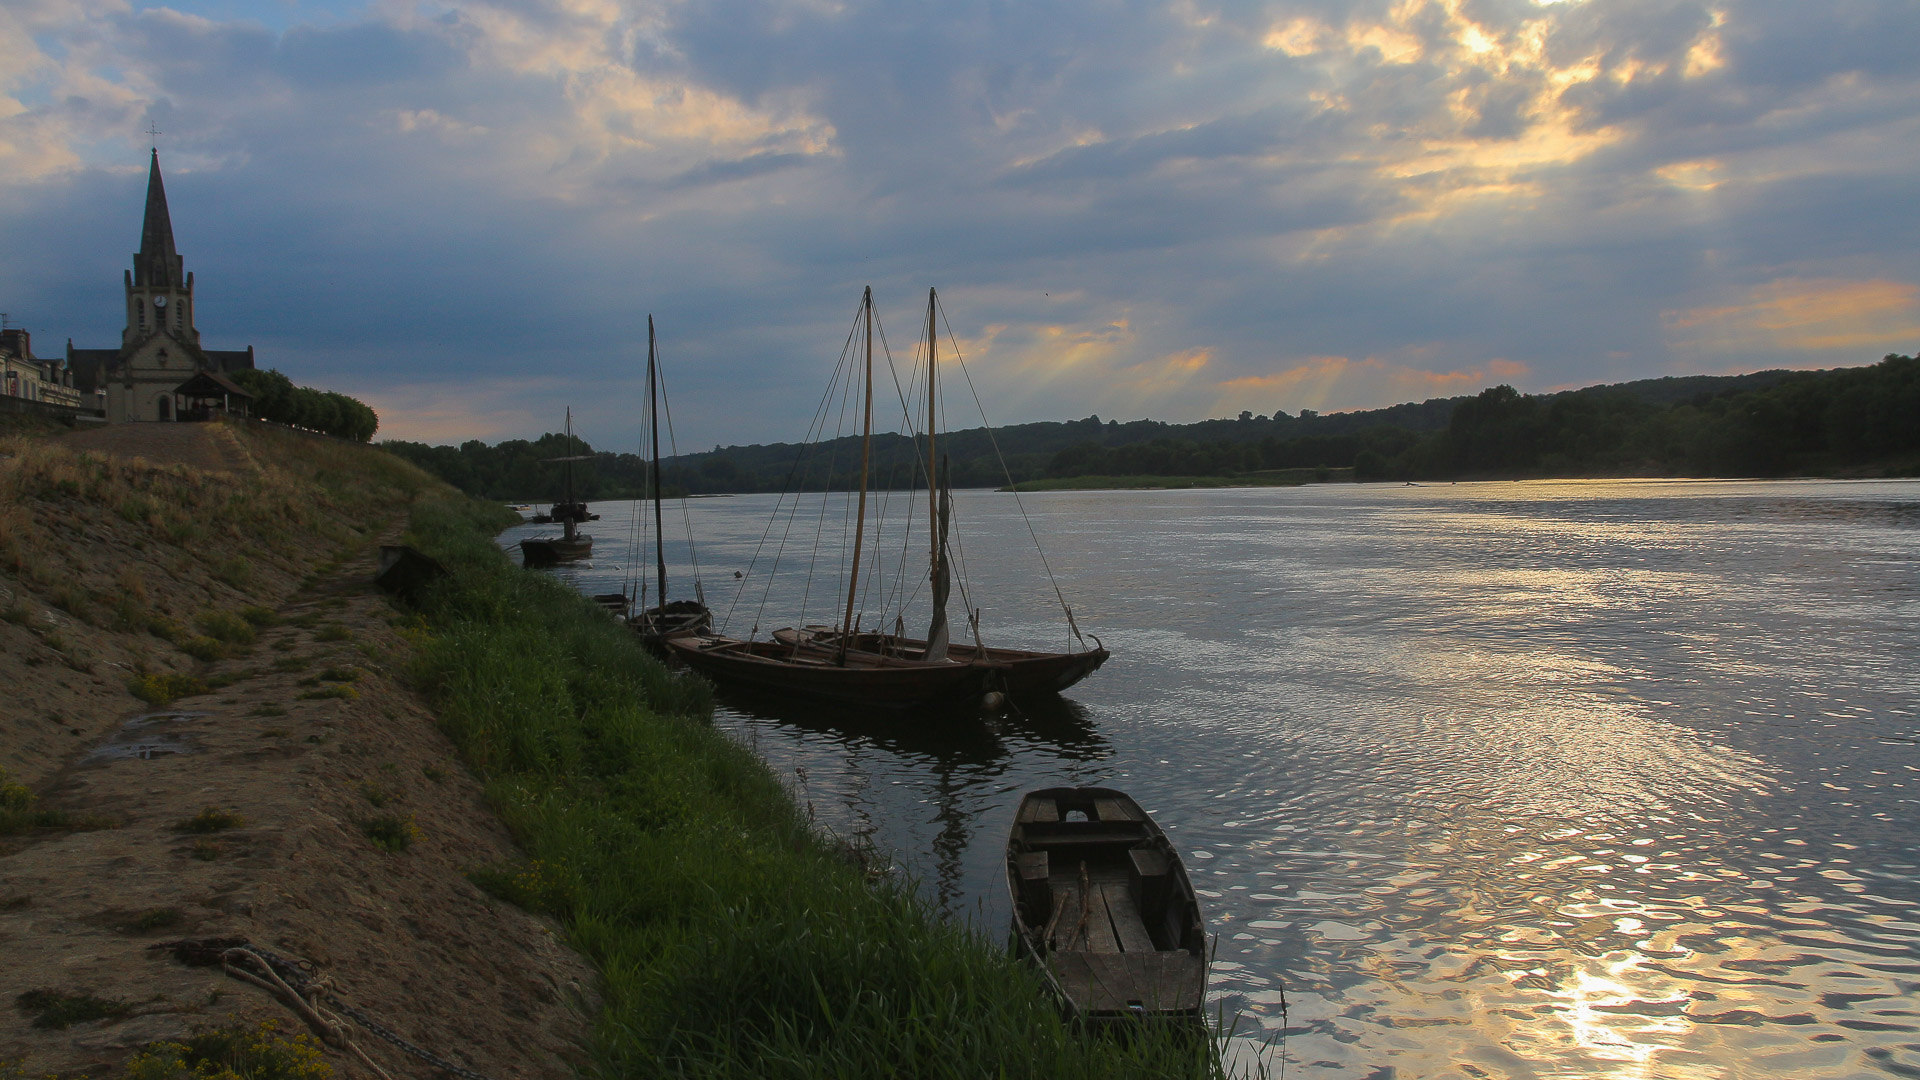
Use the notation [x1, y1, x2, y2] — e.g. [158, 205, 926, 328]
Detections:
[1, 325, 87, 409]
[66, 150, 255, 423]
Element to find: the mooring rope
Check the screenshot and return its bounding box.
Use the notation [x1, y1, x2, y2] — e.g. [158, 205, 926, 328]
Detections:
[157, 938, 497, 1080]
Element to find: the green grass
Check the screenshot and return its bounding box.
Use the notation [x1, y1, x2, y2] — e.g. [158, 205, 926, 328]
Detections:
[15, 989, 132, 1030]
[129, 907, 184, 932]
[403, 493, 1214, 1078]
[297, 685, 356, 701]
[172, 807, 245, 834]
[129, 671, 210, 707]
[359, 813, 417, 852]
[123, 1019, 331, 1080]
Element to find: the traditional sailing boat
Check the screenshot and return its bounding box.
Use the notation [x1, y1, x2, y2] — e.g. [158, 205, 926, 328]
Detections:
[519, 409, 594, 566]
[768, 288, 1109, 699]
[666, 287, 995, 708]
[629, 316, 712, 649]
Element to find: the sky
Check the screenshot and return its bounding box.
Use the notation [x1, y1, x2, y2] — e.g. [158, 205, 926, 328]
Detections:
[3, 0, 1917, 450]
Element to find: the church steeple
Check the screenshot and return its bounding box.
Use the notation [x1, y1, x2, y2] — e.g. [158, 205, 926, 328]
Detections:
[134, 149, 182, 288]
[122, 148, 197, 348]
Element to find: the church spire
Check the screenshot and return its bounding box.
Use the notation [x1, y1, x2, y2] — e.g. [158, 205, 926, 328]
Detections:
[135, 149, 181, 288]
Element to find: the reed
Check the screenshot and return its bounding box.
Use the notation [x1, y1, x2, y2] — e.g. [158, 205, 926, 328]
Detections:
[403, 494, 1217, 1079]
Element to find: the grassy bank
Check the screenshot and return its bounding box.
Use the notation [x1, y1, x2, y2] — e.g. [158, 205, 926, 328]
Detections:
[1007, 468, 1349, 492]
[401, 494, 1216, 1079]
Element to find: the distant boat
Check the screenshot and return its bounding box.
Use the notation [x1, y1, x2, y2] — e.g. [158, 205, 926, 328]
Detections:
[629, 315, 712, 649]
[1005, 787, 1208, 1028]
[519, 409, 594, 566]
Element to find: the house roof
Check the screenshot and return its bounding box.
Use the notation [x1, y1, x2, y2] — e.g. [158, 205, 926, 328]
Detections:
[173, 369, 253, 399]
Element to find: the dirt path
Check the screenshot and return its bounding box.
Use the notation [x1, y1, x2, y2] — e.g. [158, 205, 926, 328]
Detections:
[1, 534, 595, 1078]
[60, 424, 257, 476]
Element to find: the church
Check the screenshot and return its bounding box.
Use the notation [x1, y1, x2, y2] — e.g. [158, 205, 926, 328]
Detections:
[66, 150, 257, 423]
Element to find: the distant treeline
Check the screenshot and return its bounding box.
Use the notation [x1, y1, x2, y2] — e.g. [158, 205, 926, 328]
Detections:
[381, 356, 1918, 500]
[1354, 353, 1918, 480]
[232, 369, 379, 442]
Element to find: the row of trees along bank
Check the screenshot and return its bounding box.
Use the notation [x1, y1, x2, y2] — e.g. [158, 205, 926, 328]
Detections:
[1354, 353, 1919, 480]
[383, 354, 1918, 499]
[230, 369, 379, 442]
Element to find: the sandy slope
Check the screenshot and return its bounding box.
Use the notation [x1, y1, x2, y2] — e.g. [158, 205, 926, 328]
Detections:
[1, 423, 594, 1078]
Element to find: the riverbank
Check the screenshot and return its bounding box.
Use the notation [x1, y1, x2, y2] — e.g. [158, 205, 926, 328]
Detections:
[1, 420, 592, 1078]
[2, 420, 1212, 1078]
[402, 494, 1214, 1077]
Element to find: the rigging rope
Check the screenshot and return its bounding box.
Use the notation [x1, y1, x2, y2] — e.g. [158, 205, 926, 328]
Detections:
[938, 301, 1089, 649]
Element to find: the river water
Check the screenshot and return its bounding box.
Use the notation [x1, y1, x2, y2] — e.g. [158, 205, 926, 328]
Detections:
[499, 479, 1920, 1079]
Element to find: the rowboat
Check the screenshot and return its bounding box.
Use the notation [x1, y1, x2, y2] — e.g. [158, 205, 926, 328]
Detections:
[1005, 787, 1208, 1027]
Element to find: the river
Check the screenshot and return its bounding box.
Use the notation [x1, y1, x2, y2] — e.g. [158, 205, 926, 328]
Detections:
[499, 478, 1920, 1079]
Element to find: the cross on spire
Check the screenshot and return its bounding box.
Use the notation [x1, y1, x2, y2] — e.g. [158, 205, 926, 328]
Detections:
[146, 121, 162, 149]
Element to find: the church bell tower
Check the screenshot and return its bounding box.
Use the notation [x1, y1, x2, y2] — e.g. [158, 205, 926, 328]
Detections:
[122, 149, 198, 349]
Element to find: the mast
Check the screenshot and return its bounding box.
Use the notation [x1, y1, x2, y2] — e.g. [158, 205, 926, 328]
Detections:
[925, 288, 950, 661]
[648, 316, 667, 607]
[562, 408, 577, 543]
[839, 287, 875, 663]
[927, 289, 938, 571]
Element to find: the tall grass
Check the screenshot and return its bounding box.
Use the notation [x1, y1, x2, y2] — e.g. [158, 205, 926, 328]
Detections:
[403, 495, 1215, 1079]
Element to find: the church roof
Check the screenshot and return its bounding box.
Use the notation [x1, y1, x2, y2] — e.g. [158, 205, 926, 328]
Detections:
[66, 348, 119, 393]
[135, 150, 183, 288]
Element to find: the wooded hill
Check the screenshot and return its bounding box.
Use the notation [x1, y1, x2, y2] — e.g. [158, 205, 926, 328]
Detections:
[381, 355, 1918, 498]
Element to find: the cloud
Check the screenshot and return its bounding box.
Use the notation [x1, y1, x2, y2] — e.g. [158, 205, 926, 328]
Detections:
[1214, 354, 1532, 415]
[1, 0, 1917, 449]
[1662, 278, 1920, 357]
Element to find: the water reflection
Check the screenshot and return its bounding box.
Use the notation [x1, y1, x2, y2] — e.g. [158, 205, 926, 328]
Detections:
[505, 480, 1920, 1078]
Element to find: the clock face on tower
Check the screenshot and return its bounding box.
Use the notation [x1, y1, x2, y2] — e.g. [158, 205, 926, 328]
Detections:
[154, 296, 168, 309]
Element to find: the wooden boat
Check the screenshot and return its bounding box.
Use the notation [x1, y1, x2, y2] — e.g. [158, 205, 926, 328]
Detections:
[519, 410, 594, 566]
[665, 288, 992, 708]
[1006, 788, 1208, 1027]
[665, 633, 992, 707]
[756, 288, 1107, 702]
[683, 288, 1106, 711]
[772, 626, 1108, 697]
[629, 316, 713, 650]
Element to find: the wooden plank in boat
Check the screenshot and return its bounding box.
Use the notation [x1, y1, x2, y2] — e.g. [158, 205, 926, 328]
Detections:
[1049, 952, 1204, 1013]
[1047, 867, 1122, 953]
[1093, 798, 1141, 822]
[1081, 885, 1120, 953]
[1018, 798, 1059, 824]
[1100, 882, 1157, 954]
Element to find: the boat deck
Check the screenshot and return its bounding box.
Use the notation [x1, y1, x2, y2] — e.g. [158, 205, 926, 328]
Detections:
[1016, 792, 1205, 1016]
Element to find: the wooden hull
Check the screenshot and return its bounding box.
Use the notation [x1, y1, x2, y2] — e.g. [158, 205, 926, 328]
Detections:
[665, 633, 994, 708]
[1006, 787, 1208, 1027]
[520, 535, 593, 566]
[631, 601, 713, 654]
[771, 628, 1109, 697]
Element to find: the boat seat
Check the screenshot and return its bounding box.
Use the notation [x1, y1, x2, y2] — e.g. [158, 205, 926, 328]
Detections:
[1018, 798, 1060, 824]
[1093, 798, 1142, 822]
[1015, 851, 1050, 916]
